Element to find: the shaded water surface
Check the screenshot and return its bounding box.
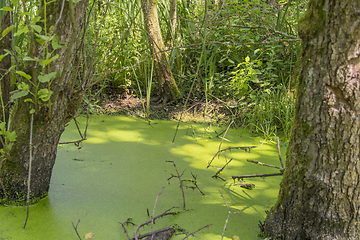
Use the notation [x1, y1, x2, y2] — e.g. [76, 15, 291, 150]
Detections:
[0, 115, 285, 239]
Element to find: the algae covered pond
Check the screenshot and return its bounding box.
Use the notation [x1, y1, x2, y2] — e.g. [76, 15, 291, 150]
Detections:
[0, 115, 285, 240]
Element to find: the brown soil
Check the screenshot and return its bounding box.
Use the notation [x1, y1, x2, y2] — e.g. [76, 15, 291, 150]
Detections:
[93, 92, 234, 124]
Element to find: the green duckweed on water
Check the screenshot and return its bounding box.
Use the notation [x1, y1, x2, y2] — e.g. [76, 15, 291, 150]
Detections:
[0, 115, 285, 240]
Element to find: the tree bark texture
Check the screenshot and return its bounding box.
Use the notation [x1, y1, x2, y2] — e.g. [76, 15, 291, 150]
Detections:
[264, 1, 360, 239]
[0, 0, 88, 203]
[141, 0, 181, 102]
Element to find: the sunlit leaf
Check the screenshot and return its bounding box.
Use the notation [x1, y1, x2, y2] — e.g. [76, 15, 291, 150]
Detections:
[14, 26, 28, 37]
[16, 71, 31, 80]
[6, 131, 17, 142]
[31, 24, 42, 33]
[39, 54, 59, 67]
[30, 109, 35, 114]
[39, 72, 58, 83]
[0, 7, 13, 12]
[2, 25, 15, 37]
[38, 89, 53, 101]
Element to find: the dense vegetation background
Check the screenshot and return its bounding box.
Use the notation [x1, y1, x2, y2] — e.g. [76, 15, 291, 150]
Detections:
[77, 0, 306, 141]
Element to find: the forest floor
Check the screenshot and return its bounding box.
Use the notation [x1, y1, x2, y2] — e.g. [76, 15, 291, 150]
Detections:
[92, 90, 237, 125]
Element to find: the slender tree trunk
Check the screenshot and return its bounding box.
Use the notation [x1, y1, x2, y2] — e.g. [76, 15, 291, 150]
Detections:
[0, 0, 88, 204]
[264, 1, 360, 239]
[165, 0, 177, 47]
[141, 0, 181, 102]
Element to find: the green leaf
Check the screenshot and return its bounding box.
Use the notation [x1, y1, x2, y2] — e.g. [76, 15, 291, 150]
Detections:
[51, 36, 62, 50]
[245, 56, 250, 62]
[38, 72, 58, 83]
[39, 54, 59, 67]
[23, 56, 37, 61]
[29, 109, 35, 114]
[19, 12, 30, 16]
[0, 54, 6, 62]
[6, 131, 17, 142]
[31, 16, 41, 24]
[24, 98, 33, 103]
[0, 122, 5, 133]
[14, 26, 29, 37]
[11, 90, 28, 101]
[2, 25, 15, 37]
[10, 0, 18, 6]
[16, 71, 32, 80]
[31, 24, 42, 33]
[1, 7, 13, 12]
[38, 89, 53, 101]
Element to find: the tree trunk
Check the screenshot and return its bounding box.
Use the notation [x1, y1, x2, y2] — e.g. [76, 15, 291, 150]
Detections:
[264, 1, 360, 239]
[141, 0, 181, 102]
[0, 0, 88, 204]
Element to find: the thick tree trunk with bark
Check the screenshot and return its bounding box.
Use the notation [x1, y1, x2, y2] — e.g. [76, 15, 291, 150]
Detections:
[141, 0, 181, 102]
[0, 0, 88, 204]
[264, 1, 360, 239]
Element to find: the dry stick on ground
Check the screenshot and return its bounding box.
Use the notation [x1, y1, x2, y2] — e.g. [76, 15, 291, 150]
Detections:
[207, 146, 257, 168]
[23, 114, 34, 230]
[181, 224, 213, 240]
[166, 161, 186, 209]
[219, 191, 232, 240]
[133, 207, 180, 240]
[131, 227, 174, 240]
[72, 219, 82, 240]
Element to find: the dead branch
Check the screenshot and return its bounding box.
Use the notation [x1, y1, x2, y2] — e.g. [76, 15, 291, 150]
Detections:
[131, 227, 174, 240]
[246, 159, 283, 170]
[207, 146, 256, 168]
[181, 224, 213, 240]
[182, 172, 205, 195]
[134, 207, 180, 240]
[151, 187, 165, 238]
[119, 218, 135, 240]
[219, 191, 231, 240]
[218, 120, 234, 152]
[232, 172, 283, 180]
[72, 219, 82, 240]
[213, 158, 233, 178]
[166, 161, 186, 209]
[276, 137, 284, 169]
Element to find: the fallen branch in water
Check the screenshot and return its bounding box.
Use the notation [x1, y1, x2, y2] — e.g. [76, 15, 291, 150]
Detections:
[166, 161, 186, 209]
[133, 207, 180, 240]
[232, 172, 283, 181]
[207, 146, 256, 168]
[213, 158, 233, 179]
[72, 219, 82, 240]
[180, 224, 213, 240]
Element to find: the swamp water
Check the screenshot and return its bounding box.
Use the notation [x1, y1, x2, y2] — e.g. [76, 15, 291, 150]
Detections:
[0, 115, 285, 240]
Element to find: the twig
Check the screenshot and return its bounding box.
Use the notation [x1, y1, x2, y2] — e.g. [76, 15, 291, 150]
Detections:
[134, 207, 180, 240]
[119, 218, 135, 240]
[276, 137, 284, 169]
[166, 161, 186, 209]
[151, 187, 165, 239]
[72, 219, 82, 240]
[182, 173, 205, 195]
[207, 146, 256, 168]
[218, 120, 234, 152]
[219, 191, 231, 240]
[232, 172, 283, 180]
[246, 159, 283, 170]
[23, 113, 33, 230]
[213, 158, 233, 178]
[181, 224, 213, 239]
[131, 227, 174, 240]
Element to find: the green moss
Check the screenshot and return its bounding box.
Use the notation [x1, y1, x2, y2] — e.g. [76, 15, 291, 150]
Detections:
[298, 0, 326, 41]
